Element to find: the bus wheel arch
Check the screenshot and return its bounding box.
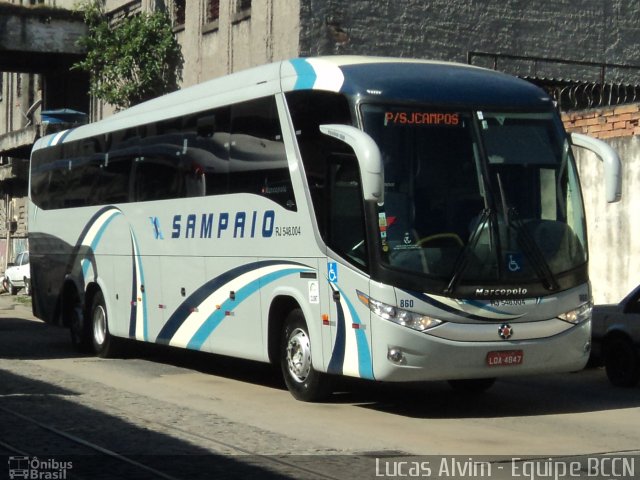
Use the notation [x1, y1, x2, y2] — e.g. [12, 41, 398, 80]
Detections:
[85, 284, 121, 358]
[279, 307, 332, 402]
[267, 295, 300, 365]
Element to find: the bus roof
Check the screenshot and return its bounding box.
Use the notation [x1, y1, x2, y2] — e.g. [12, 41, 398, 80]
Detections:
[282, 56, 551, 109]
[34, 56, 553, 149]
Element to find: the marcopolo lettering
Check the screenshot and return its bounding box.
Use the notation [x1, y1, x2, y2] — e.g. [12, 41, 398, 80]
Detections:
[172, 210, 275, 239]
[475, 287, 528, 297]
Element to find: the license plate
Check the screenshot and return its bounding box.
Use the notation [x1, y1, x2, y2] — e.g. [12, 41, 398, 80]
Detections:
[486, 350, 524, 367]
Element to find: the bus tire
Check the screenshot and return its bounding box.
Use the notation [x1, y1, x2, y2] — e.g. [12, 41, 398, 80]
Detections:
[448, 378, 496, 393]
[90, 290, 119, 358]
[280, 309, 332, 402]
[69, 302, 92, 353]
[603, 336, 640, 388]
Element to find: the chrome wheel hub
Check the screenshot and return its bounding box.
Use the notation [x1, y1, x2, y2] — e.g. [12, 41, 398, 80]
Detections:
[286, 328, 312, 383]
[93, 305, 107, 346]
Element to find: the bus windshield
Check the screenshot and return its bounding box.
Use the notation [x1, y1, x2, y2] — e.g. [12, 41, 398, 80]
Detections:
[360, 105, 587, 289]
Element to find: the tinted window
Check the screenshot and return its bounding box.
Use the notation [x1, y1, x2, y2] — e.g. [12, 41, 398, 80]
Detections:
[184, 107, 231, 196]
[285, 91, 366, 267]
[286, 91, 353, 238]
[231, 97, 295, 210]
[30, 96, 294, 210]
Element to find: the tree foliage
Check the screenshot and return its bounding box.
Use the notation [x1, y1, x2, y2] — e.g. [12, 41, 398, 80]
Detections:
[73, 1, 184, 110]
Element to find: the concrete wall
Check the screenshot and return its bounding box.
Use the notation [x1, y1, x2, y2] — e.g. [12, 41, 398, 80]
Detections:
[0, 0, 84, 141]
[562, 104, 639, 304]
[183, 0, 301, 87]
[575, 135, 640, 305]
[299, 0, 640, 83]
[95, 0, 300, 118]
[0, 74, 41, 140]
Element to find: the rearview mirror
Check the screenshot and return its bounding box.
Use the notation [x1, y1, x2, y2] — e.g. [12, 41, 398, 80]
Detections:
[570, 133, 622, 203]
[319, 124, 384, 204]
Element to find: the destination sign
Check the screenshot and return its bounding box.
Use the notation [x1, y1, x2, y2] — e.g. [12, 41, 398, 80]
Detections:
[384, 112, 460, 126]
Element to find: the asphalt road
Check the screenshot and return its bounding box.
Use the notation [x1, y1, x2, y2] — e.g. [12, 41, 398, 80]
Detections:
[1, 293, 639, 479]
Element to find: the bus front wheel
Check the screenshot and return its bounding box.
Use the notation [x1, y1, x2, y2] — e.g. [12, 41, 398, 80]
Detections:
[280, 309, 332, 402]
[90, 291, 120, 358]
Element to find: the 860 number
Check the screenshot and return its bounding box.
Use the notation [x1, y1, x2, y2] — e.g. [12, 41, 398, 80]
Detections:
[400, 299, 414, 309]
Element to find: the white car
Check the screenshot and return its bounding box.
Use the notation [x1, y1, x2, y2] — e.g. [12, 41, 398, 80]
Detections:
[3, 251, 30, 295]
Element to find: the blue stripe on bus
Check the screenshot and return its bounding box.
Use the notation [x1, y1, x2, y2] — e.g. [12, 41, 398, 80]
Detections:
[68, 206, 149, 341]
[46, 132, 61, 147]
[73, 206, 122, 254]
[407, 291, 523, 321]
[45, 128, 75, 147]
[81, 210, 121, 278]
[68, 207, 118, 283]
[186, 267, 309, 350]
[156, 260, 311, 344]
[327, 284, 346, 375]
[290, 58, 317, 90]
[58, 128, 75, 144]
[329, 283, 374, 380]
[406, 291, 503, 322]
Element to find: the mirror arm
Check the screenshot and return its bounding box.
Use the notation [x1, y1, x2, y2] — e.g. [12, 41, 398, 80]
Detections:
[570, 132, 622, 203]
[319, 124, 384, 204]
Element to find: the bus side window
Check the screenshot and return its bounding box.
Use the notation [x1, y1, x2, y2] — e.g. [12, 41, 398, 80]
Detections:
[64, 157, 102, 208]
[134, 157, 183, 202]
[192, 106, 231, 196]
[95, 156, 133, 204]
[285, 90, 353, 239]
[230, 96, 295, 210]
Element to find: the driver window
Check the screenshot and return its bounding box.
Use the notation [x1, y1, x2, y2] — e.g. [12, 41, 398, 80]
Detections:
[327, 154, 368, 269]
[285, 90, 368, 269]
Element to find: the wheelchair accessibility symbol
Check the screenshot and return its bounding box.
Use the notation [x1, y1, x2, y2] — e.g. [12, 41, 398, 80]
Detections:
[328, 262, 338, 283]
[507, 253, 522, 272]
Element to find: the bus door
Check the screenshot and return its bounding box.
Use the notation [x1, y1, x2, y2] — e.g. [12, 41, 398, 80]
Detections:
[320, 153, 375, 380]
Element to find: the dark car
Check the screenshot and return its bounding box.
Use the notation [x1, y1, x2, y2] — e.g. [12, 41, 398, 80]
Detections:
[591, 286, 640, 387]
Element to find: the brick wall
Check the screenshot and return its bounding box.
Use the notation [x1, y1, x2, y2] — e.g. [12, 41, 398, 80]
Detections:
[562, 104, 640, 139]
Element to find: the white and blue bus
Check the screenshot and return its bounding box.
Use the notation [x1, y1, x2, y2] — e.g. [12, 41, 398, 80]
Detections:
[28, 57, 621, 401]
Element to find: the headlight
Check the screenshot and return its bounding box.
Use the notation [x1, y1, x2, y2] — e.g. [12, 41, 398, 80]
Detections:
[558, 301, 592, 325]
[357, 291, 443, 332]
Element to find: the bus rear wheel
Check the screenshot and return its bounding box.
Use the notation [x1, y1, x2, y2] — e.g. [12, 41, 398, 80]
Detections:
[280, 309, 332, 402]
[69, 302, 92, 353]
[90, 291, 120, 358]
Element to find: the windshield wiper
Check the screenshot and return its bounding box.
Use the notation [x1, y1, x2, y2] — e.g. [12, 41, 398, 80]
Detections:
[508, 208, 559, 291]
[444, 208, 492, 295]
